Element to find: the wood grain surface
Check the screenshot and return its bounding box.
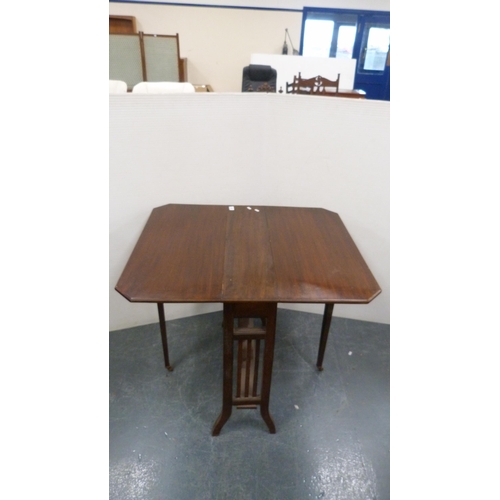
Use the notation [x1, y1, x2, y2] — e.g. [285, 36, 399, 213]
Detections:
[115, 204, 381, 304]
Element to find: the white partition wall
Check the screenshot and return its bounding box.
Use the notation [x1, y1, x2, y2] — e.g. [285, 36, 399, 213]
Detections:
[110, 93, 389, 331]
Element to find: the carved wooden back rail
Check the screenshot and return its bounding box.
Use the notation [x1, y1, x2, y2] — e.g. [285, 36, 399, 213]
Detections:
[286, 73, 340, 95]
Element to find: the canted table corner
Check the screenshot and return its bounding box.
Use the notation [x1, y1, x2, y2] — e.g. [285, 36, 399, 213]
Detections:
[115, 204, 381, 435]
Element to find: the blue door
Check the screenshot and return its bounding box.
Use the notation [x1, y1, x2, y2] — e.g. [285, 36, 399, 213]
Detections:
[352, 15, 390, 100]
[300, 8, 390, 101]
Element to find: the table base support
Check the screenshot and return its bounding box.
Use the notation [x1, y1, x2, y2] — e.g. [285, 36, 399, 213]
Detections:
[157, 303, 173, 372]
[212, 302, 277, 436]
[316, 303, 334, 371]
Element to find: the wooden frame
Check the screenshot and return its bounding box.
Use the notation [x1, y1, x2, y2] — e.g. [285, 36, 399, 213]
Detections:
[109, 15, 137, 34]
[109, 31, 186, 90]
[141, 33, 183, 84]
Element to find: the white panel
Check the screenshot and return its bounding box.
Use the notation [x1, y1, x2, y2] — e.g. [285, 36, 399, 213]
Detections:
[132, 82, 195, 93]
[110, 93, 389, 330]
[250, 53, 356, 92]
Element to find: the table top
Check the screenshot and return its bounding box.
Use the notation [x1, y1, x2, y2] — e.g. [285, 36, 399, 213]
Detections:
[115, 204, 381, 304]
[336, 89, 366, 98]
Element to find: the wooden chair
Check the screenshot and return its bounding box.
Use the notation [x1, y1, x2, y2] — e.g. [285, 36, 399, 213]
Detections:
[286, 73, 341, 96]
[296, 74, 320, 94]
[316, 74, 340, 95]
[286, 73, 317, 94]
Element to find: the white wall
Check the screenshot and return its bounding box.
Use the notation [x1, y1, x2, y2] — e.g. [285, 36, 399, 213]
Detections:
[109, 1, 389, 92]
[123, 1, 389, 9]
[110, 93, 389, 331]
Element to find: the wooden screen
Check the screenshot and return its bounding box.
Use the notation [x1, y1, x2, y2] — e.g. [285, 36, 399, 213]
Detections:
[142, 34, 181, 83]
[109, 32, 184, 90]
[109, 34, 144, 90]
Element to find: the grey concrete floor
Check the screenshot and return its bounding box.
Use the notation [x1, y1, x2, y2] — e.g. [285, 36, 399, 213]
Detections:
[110, 309, 389, 500]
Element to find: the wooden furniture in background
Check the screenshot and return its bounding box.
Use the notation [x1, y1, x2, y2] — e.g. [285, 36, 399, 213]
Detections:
[109, 33, 143, 90]
[287, 73, 340, 95]
[180, 57, 188, 82]
[109, 15, 137, 34]
[193, 84, 214, 92]
[109, 32, 186, 90]
[286, 73, 365, 99]
[115, 204, 381, 435]
[318, 74, 340, 94]
[287, 73, 318, 94]
[336, 89, 366, 99]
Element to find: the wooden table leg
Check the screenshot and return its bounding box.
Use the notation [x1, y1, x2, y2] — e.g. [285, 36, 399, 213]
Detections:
[212, 307, 234, 435]
[157, 303, 173, 372]
[316, 303, 334, 371]
[212, 302, 277, 436]
[259, 305, 277, 433]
